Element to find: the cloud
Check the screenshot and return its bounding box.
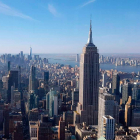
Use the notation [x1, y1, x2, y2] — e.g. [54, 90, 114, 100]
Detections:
[48, 4, 59, 17]
[79, 0, 96, 8]
[0, 1, 36, 21]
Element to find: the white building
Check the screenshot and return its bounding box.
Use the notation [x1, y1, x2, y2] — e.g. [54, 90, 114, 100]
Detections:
[98, 93, 119, 139]
[102, 72, 108, 87]
[29, 121, 38, 140]
[101, 115, 115, 140]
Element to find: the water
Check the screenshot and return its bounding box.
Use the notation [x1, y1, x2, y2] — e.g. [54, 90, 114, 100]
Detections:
[38, 54, 140, 73]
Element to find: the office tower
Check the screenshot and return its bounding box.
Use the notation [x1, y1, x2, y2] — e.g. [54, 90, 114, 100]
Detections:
[101, 115, 115, 140]
[125, 96, 132, 126]
[29, 121, 38, 140]
[0, 99, 4, 128]
[122, 83, 132, 105]
[30, 47, 32, 60]
[71, 88, 79, 111]
[132, 83, 140, 104]
[38, 121, 52, 140]
[58, 117, 65, 140]
[28, 108, 39, 121]
[131, 108, 140, 126]
[48, 89, 58, 117]
[8, 61, 10, 72]
[28, 92, 38, 110]
[76, 54, 79, 62]
[72, 88, 79, 106]
[18, 66, 21, 91]
[76, 21, 99, 125]
[112, 73, 120, 103]
[29, 66, 36, 91]
[102, 72, 108, 87]
[7, 71, 18, 103]
[44, 71, 49, 92]
[3, 104, 9, 138]
[98, 93, 118, 139]
[20, 51, 23, 59]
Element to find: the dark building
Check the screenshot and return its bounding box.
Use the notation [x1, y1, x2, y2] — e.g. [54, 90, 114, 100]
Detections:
[58, 117, 65, 140]
[29, 66, 36, 91]
[8, 61, 10, 72]
[7, 71, 18, 103]
[132, 83, 140, 105]
[38, 121, 52, 140]
[12, 121, 23, 140]
[71, 88, 79, 111]
[122, 83, 132, 105]
[3, 104, 9, 138]
[44, 71, 49, 92]
[112, 73, 120, 103]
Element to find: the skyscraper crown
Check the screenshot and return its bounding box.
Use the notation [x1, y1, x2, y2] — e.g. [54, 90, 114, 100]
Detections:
[87, 20, 95, 47]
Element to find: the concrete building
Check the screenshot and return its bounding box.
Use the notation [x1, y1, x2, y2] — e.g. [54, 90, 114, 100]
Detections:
[58, 117, 65, 140]
[29, 121, 38, 140]
[112, 73, 120, 103]
[29, 66, 36, 91]
[131, 108, 140, 126]
[122, 83, 132, 105]
[125, 96, 132, 127]
[102, 72, 108, 87]
[98, 93, 119, 138]
[101, 115, 115, 140]
[76, 21, 99, 125]
[28, 108, 39, 121]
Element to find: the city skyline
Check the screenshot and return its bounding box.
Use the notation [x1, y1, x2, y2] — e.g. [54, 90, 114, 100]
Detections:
[0, 0, 140, 53]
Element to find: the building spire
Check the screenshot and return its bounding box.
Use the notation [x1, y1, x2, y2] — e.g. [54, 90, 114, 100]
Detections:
[87, 20, 93, 45]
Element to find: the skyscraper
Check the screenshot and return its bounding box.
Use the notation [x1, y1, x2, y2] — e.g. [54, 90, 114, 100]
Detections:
[7, 71, 18, 103]
[76, 54, 79, 62]
[76, 21, 99, 125]
[122, 83, 132, 105]
[8, 61, 10, 72]
[112, 73, 120, 103]
[58, 117, 65, 140]
[98, 93, 119, 139]
[101, 115, 115, 140]
[30, 47, 32, 60]
[29, 66, 36, 92]
[102, 72, 108, 87]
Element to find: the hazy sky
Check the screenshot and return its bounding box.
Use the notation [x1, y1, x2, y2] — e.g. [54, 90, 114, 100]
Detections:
[0, 0, 140, 54]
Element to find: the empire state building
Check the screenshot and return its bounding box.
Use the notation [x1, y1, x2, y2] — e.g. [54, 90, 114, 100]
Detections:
[76, 21, 99, 125]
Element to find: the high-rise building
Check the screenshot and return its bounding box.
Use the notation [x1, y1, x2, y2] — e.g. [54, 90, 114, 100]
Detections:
[76, 54, 79, 62]
[102, 72, 108, 87]
[132, 83, 140, 104]
[125, 96, 132, 126]
[30, 47, 32, 60]
[44, 71, 49, 92]
[3, 104, 9, 138]
[58, 117, 65, 140]
[98, 93, 119, 139]
[7, 71, 18, 103]
[122, 83, 132, 105]
[29, 66, 36, 91]
[71, 88, 79, 111]
[112, 73, 120, 103]
[76, 21, 99, 125]
[101, 115, 115, 140]
[8, 61, 10, 72]
[46, 88, 58, 117]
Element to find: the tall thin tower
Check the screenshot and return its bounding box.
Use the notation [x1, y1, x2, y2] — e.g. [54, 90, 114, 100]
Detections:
[76, 20, 99, 125]
[30, 47, 32, 60]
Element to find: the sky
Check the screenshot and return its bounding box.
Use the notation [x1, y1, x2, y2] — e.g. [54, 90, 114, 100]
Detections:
[0, 0, 140, 54]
